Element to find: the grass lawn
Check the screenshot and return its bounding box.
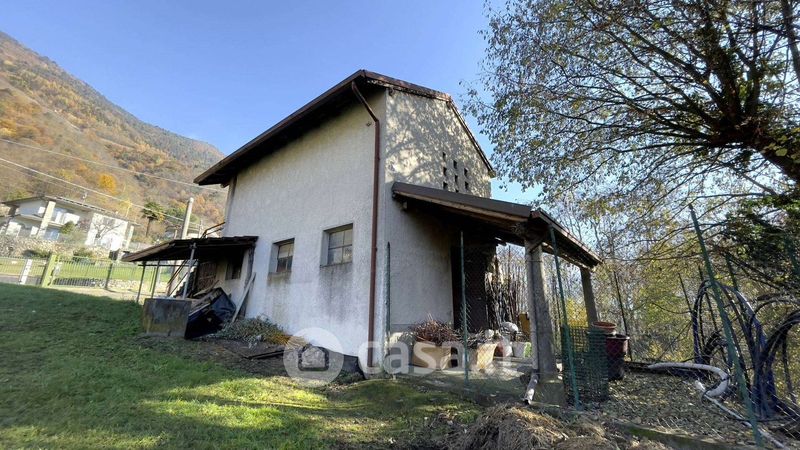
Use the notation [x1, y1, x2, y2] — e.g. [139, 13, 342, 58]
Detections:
[0, 284, 480, 449]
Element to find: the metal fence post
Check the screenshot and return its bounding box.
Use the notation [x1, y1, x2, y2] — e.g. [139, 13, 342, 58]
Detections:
[40, 254, 57, 287]
[460, 231, 469, 386]
[690, 205, 762, 446]
[549, 226, 581, 409]
[104, 261, 114, 290]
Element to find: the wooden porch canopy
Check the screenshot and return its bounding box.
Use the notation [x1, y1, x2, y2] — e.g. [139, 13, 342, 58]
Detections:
[391, 182, 601, 269]
[122, 236, 258, 263]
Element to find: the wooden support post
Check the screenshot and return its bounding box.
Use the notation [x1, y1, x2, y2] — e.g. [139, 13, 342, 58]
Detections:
[135, 262, 147, 304]
[524, 240, 562, 405]
[526, 242, 557, 375]
[580, 267, 599, 326]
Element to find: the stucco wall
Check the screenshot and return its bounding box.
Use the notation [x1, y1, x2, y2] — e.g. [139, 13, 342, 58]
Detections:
[85, 213, 130, 251]
[216, 88, 495, 364]
[15, 199, 46, 217]
[380, 91, 493, 333]
[222, 92, 384, 356]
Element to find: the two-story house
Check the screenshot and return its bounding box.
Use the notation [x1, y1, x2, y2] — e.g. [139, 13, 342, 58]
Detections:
[1, 195, 136, 251]
[124, 71, 601, 372]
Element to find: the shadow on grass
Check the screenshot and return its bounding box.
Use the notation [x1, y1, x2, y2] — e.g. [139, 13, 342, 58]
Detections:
[0, 284, 477, 449]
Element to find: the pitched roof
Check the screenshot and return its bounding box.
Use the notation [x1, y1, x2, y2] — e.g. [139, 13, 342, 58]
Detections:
[195, 70, 494, 186]
[391, 182, 602, 269]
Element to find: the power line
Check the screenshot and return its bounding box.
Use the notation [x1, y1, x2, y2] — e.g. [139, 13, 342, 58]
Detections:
[0, 156, 187, 223]
[0, 138, 224, 193]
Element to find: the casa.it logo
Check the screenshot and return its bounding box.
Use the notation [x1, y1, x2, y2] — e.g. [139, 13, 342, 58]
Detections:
[283, 327, 344, 385]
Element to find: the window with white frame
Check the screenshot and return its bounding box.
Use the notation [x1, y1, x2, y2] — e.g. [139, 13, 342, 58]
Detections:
[273, 239, 294, 273]
[325, 225, 352, 265]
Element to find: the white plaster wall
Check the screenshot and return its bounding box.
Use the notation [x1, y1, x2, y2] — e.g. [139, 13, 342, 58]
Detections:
[222, 93, 383, 357]
[85, 213, 129, 251]
[379, 91, 493, 333]
[15, 199, 45, 217]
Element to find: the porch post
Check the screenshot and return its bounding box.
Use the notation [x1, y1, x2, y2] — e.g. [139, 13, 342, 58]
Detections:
[524, 240, 563, 404]
[525, 242, 557, 376]
[580, 267, 599, 326]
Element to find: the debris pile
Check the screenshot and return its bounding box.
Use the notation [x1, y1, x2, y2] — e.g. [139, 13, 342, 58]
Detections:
[450, 404, 673, 450]
[209, 317, 290, 346]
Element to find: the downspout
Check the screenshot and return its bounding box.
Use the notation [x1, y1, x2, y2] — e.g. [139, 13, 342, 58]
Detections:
[351, 81, 380, 368]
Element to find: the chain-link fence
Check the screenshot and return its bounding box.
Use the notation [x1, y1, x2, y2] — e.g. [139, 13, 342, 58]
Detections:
[545, 208, 800, 448]
[430, 216, 800, 448]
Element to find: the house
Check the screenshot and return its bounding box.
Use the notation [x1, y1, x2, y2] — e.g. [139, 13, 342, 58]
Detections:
[1, 195, 136, 251]
[123, 70, 601, 376]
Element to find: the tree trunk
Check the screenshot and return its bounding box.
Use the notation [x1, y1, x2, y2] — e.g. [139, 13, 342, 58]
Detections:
[145, 218, 152, 237]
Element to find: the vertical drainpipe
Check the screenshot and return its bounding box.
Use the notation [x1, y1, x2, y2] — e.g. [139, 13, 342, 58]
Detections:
[351, 81, 380, 368]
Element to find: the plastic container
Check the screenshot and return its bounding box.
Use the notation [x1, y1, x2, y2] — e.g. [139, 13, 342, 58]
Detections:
[591, 321, 617, 335]
[605, 334, 630, 380]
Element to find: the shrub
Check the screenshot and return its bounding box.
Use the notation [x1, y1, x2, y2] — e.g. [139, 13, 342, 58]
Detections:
[211, 318, 290, 345]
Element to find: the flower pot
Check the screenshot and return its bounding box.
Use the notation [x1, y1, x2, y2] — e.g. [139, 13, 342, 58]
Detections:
[466, 342, 497, 370]
[412, 340, 452, 370]
[494, 337, 513, 357]
[591, 321, 617, 335]
[511, 341, 530, 358]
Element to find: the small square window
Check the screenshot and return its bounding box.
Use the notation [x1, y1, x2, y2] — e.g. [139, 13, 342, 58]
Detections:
[463, 168, 469, 179]
[443, 181, 449, 191]
[226, 257, 242, 280]
[453, 160, 458, 170]
[465, 182, 470, 192]
[442, 166, 448, 177]
[325, 225, 353, 265]
[274, 239, 294, 273]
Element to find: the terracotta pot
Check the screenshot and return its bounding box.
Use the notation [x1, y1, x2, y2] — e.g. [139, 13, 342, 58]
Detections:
[591, 321, 617, 335]
[412, 340, 452, 370]
[467, 343, 497, 370]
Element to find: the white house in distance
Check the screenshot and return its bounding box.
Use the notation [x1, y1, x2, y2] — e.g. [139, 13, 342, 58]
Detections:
[124, 70, 601, 374]
[1, 195, 136, 251]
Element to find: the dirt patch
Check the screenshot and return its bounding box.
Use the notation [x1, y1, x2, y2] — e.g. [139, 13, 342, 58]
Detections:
[449, 404, 675, 450]
[136, 335, 288, 377]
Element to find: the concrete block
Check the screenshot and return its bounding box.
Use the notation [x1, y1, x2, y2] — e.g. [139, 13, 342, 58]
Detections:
[142, 297, 191, 337]
[533, 377, 566, 406]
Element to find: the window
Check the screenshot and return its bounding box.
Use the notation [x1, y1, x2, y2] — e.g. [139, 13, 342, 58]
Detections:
[465, 182, 470, 192]
[443, 181, 449, 191]
[226, 257, 242, 280]
[463, 167, 469, 179]
[442, 151, 447, 161]
[275, 239, 294, 273]
[442, 166, 448, 177]
[453, 160, 458, 170]
[325, 225, 353, 265]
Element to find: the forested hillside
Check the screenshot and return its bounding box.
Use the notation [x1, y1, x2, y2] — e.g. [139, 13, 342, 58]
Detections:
[0, 31, 225, 236]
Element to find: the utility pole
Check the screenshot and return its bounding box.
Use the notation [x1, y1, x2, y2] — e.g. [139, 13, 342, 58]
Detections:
[180, 197, 194, 239]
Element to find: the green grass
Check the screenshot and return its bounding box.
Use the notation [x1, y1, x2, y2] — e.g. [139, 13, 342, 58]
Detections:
[0, 284, 479, 449]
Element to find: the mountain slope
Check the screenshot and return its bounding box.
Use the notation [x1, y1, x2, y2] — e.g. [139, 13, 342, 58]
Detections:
[0, 30, 225, 231]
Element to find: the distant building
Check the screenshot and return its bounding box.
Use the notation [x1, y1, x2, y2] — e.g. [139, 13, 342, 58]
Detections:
[0, 195, 136, 251]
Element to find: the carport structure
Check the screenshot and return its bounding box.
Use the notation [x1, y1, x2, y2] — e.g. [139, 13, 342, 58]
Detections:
[122, 236, 257, 301]
[391, 182, 602, 399]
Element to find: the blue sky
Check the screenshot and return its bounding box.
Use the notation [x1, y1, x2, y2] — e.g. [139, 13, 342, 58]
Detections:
[0, 1, 532, 202]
